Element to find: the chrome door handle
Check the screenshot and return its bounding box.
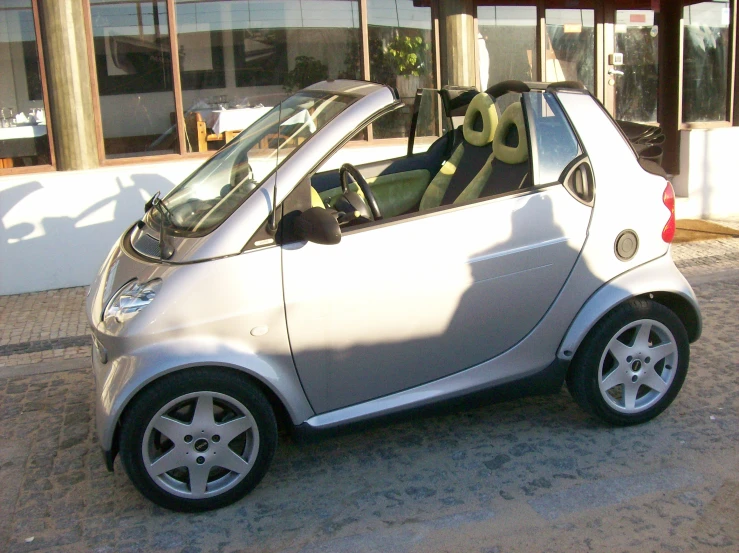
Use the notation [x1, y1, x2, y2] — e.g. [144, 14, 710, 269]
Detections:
[608, 68, 625, 76]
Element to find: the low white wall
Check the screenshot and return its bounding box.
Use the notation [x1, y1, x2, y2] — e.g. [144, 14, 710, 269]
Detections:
[672, 127, 739, 219]
[0, 159, 203, 295]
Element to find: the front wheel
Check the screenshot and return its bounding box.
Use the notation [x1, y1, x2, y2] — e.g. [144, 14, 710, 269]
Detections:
[119, 369, 277, 512]
[566, 298, 690, 426]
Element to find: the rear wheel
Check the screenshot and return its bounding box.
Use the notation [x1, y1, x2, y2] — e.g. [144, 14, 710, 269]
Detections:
[566, 298, 690, 425]
[119, 369, 277, 512]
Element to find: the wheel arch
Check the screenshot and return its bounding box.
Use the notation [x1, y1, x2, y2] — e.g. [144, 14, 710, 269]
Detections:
[105, 361, 306, 469]
[648, 291, 701, 343]
[557, 256, 702, 363]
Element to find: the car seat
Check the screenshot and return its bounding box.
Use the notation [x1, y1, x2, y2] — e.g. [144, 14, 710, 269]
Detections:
[419, 92, 498, 210]
[454, 101, 530, 204]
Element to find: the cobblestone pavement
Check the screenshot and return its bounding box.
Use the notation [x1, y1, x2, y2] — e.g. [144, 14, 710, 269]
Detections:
[0, 287, 89, 368]
[0, 237, 737, 552]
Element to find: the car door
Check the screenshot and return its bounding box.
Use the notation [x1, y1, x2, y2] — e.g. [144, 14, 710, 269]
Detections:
[282, 93, 593, 415]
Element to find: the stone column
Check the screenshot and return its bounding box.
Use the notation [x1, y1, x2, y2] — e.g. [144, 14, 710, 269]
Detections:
[438, 0, 477, 88]
[37, 0, 99, 170]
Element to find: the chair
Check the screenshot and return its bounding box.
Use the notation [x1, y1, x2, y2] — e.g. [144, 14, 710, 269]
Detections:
[456, 102, 530, 202]
[183, 112, 242, 153]
[419, 92, 498, 210]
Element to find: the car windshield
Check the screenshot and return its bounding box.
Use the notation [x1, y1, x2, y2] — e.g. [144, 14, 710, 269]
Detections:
[150, 91, 354, 235]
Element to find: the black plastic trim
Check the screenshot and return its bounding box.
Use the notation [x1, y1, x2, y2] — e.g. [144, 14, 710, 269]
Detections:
[486, 79, 531, 98]
[102, 446, 116, 472]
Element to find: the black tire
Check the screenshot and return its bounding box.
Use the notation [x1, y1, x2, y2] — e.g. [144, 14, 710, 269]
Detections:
[119, 368, 277, 512]
[566, 298, 690, 426]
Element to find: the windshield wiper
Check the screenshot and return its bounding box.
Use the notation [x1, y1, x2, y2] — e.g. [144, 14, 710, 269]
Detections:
[145, 192, 175, 260]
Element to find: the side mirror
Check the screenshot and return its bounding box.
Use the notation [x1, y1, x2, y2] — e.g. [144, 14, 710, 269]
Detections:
[295, 207, 341, 245]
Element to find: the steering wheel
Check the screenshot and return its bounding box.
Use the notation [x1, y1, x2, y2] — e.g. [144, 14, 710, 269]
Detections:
[340, 163, 383, 221]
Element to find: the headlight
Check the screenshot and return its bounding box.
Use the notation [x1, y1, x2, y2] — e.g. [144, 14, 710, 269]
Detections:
[103, 279, 162, 325]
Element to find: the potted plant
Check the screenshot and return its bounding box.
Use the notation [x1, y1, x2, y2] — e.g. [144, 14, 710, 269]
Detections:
[385, 34, 429, 98]
[283, 56, 328, 92]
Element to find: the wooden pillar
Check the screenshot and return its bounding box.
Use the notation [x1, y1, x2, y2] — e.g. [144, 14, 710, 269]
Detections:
[657, 1, 683, 176]
[37, 0, 99, 170]
[438, 0, 476, 87]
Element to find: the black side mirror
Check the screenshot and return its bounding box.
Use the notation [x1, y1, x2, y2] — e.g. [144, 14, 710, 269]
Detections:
[295, 207, 341, 245]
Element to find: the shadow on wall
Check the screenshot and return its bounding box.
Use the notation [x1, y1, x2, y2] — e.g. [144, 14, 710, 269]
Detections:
[0, 173, 176, 295]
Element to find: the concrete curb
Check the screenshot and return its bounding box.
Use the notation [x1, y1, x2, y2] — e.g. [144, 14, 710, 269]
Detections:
[0, 356, 89, 380]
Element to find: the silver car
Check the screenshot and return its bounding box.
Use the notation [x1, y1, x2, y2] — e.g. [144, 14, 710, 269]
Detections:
[86, 79, 701, 512]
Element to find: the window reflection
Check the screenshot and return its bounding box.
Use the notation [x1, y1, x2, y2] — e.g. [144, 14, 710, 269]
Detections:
[175, 0, 361, 152]
[367, 0, 433, 138]
[682, 1, 730, 122]
[545, 8, 595, 92]
[477, 6, 537, 90]
[90, 0, 179, 158]
[614, 10, 659, 123]
[0, 0, 51, 168]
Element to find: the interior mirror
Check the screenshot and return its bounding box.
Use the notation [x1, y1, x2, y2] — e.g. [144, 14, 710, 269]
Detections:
[295, 207, 341, 245]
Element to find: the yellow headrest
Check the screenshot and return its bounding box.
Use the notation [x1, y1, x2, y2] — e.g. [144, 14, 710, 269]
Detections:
[310, 186, 324, 208]
[493, 102, 528, 165]
[463, 93, 498, 147]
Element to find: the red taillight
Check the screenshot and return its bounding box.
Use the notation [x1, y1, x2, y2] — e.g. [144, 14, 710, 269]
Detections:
[662, 182, 676, 243]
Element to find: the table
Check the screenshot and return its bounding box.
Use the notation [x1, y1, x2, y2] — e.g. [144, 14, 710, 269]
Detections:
[202, 107, 272, 135]
[0, 124, 48, 165]
[0, 124, 47, 141]
[200, 107, 317, 136]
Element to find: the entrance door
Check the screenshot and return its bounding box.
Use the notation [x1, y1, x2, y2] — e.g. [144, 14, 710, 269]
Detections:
[603, 5, 659, 123]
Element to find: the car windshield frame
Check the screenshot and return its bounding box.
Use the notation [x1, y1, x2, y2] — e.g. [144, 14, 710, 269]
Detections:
[146, 90, 358, 237]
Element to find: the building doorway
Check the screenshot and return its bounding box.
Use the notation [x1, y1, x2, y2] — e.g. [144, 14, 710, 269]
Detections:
[603, 3, 659, 124]
[475, 1, 661, 125]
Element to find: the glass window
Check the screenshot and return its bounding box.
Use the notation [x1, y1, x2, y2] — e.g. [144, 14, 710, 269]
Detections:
[156, 90, 354, 234]
[614, 10, 659, 123]
[682, 1, 731, 122]
[545, 8, 595, 92]
[0, 0, 52, 169]
[89, 0, 179, 158]
[477, 6, 537, 90]
[175, 0, 361, 152]
[524, 92, 581, 185]
[367, 0, 434, 135]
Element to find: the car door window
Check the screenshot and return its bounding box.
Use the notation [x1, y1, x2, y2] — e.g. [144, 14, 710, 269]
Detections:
[523, 92, 582, 186]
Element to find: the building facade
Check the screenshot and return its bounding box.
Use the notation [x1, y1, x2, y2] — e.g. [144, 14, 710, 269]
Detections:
[1, 0, 738, 294]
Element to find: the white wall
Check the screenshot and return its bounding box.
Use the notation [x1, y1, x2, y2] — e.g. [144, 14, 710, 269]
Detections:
[0, 159, 203, 295]
[672, 127, 739, 219]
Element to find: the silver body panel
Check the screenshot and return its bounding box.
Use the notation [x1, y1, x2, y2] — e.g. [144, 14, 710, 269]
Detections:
[283, 185, 591, 413]
[88, 237, 313, 450]
[303, 252, 697, 429]
[86, 81, 701, 455]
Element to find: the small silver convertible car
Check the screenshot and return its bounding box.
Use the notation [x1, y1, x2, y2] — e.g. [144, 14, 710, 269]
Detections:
[87, 79, 701, 511]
